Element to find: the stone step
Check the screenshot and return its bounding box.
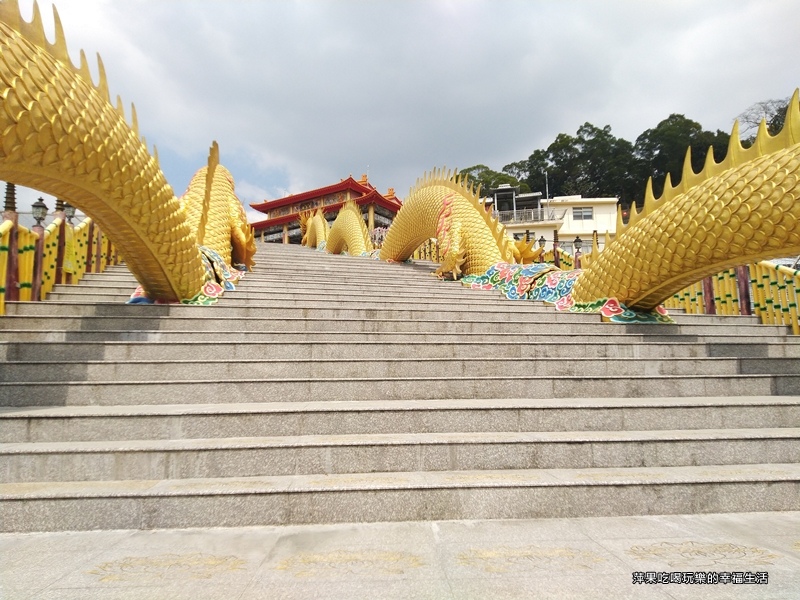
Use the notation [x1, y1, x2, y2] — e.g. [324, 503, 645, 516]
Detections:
[3, 427, 798, 483]
[0, 314, 783, 336]
[1, 327, 793, 344]
[3, 462, 798, 532]
[41, 285, 527, 303]
[4, 397, 797, 443]
[2, 355, 776, 382]
[5, 300, 586, 319]
[17, 300, 764, 329]
[3, 339, 796, 362]
[2, 373, 797, 407]
[49, 278, 487, 297]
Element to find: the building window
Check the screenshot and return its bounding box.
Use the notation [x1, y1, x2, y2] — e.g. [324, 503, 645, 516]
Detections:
[572, 207, 593, 221]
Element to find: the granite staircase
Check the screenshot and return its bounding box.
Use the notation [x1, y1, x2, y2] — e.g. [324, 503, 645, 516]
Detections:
[1, 242, 798, 532]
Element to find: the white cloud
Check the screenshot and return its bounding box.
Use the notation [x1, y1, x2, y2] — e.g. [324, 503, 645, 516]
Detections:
[6, 0, 800, 211]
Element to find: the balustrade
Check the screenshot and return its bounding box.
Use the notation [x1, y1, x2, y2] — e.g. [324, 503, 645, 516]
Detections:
[0, 215, 121, 315]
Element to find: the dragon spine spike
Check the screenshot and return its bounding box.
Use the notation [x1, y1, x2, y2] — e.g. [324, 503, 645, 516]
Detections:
[786, 88, 800, 144]
[131, 103, 139, 137]
[662, 172, 674, 198]
[624, 199, 640, 230]
[115, 95, 125, 119]
[680, 146, 696, 194]
[49, 4, 70, 63]
[96, 53, 110, 103]
[616, 201, 636, 240]
[642, 179, 657, 218]
[77, 48, 93, 85]
[726, 121, 746, 168]
[153, 145, 159, 164]
[701, 144, 719, 178]
[196, 141, 219, 246]
[26, 0, 46, 48]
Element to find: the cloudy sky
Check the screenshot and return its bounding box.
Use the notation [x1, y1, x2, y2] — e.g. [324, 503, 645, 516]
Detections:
[7, 0, 800, 220]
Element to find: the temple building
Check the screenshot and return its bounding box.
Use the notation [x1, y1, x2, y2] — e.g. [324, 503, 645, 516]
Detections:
[249, 174, 402, 243]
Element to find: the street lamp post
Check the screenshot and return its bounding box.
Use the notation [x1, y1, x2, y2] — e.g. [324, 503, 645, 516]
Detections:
[30, 198, 48, 301]
[573, 236, 583, 269]
[64, 202, 76, 224]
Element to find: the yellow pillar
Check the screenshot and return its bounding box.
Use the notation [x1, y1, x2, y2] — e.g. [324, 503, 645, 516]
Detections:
[282, 224, 288, 244]
[368, 204, 375, 231]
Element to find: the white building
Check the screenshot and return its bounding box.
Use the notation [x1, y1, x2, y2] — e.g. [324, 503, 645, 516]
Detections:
[486, 184, 620, 251]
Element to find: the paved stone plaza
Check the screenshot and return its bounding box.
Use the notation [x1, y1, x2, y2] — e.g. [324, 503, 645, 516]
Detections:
[2, 512, 799, 599]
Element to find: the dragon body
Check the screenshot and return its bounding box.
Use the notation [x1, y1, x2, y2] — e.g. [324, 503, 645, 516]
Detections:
[379, 169, 538, 278]
[299, 208, 329, 250]
[374, 94, 800, 314]
[180, 153, 256, 271]
[0, 0, 254, 302]
[326, 200, 373, 255]
[572, 92, 800, 309]
[300, 201, 373, 256]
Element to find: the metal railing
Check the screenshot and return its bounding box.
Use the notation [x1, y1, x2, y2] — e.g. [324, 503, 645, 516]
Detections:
[495, 208, 566, 224]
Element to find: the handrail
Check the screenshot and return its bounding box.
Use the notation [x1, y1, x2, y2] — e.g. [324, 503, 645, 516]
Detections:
[0, 220, 13, 315]
[0, 215, 122, 315]
[495, 208, 567, 224]
[665, 261, 799, 334]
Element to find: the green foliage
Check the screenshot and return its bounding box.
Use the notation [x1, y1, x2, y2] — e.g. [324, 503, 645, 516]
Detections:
[634, 114, 729, 197]
[460, 164, 530, 194]
[504, 124, 645, 205]
[476, 96, 788, 210]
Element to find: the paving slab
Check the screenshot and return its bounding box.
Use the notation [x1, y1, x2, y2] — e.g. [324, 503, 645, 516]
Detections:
[2, 512, 797, 599]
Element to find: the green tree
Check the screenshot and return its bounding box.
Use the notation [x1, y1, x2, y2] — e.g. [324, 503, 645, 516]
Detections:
[736, 97, 790, 140]
[634, 114, 729, 198]
[504, 124, 642, 205]
[460, 164, 530, 194]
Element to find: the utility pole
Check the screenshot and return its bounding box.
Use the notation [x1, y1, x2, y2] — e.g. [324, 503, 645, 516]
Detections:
[544, 171, 549, 199]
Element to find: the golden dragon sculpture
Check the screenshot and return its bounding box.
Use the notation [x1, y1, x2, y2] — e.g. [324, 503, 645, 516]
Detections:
[379, 169, 540, 277]
[0, 0, 255, 303]
[365, 91, 800, 320]
[300, 200, 374, 256]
